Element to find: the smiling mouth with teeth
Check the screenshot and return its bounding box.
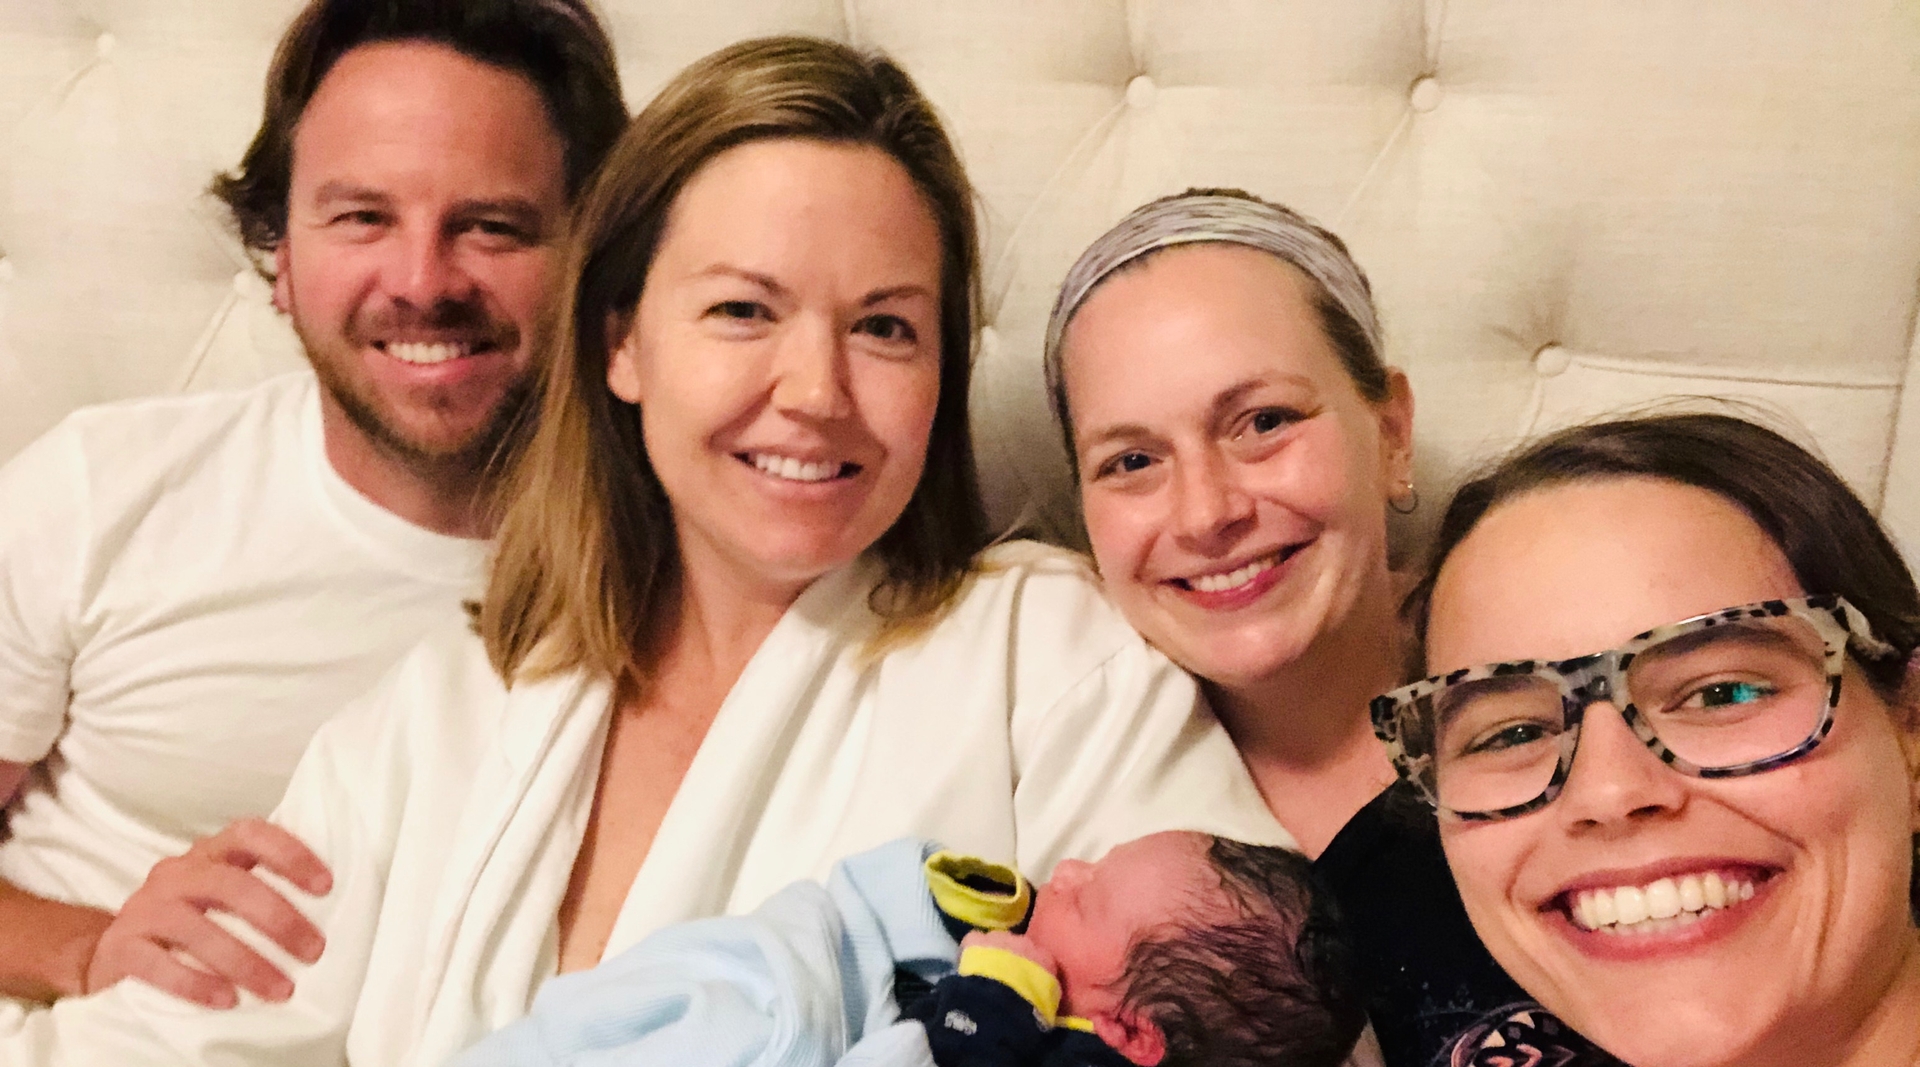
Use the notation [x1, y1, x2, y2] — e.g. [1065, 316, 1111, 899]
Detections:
[1176, 545, 1303, 593]
[743, 452, 860, 484]
[1565, 870, 1766, 936]
[381, 341, 487, 365]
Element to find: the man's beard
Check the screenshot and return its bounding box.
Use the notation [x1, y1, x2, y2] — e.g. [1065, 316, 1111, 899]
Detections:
[309, 351, 532, 481]
[296, 299, 533, 482]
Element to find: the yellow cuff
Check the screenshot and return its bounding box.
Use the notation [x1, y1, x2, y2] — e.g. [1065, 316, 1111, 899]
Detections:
[1056, 1015, 1097, 1033]
[925, 851, 1031, 932]
[958, 945, 1062, 1025]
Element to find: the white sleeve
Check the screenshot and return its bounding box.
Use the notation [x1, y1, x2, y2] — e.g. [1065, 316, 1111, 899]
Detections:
[1005, 574, 1292, 877]
[0, 424, 86, 764]
[0, 687, 402, 1067]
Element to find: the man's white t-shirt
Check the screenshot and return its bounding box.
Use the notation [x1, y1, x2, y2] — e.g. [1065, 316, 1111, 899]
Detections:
[0, 372, 486, 911]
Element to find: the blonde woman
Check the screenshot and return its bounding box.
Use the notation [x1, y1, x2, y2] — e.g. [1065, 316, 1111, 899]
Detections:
[1046, 190, 1613, 1066]
[5, 38, 1277, 1066]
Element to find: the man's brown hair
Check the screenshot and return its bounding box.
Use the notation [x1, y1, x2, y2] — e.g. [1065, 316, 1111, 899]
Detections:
[211, 0, 626, 258]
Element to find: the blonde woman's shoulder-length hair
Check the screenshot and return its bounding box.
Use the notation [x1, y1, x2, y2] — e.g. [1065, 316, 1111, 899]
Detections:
[479, 35, 988, 686]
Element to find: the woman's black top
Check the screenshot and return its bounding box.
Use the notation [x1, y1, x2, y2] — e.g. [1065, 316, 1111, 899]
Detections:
[1313, 781, 1626, 1067]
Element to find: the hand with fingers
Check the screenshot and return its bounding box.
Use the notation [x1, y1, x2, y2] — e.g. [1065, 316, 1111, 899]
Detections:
[86, 817, 334, 1008]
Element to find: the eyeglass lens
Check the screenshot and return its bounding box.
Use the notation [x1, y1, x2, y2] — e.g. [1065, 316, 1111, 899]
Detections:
[1420, 614, 1832, 815]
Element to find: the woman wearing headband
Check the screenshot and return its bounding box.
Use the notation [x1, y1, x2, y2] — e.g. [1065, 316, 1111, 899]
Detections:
[1375, 413, 1920, 1066]
[2, 44, 1280, 1066]
[1045, 189, 1614, 1065]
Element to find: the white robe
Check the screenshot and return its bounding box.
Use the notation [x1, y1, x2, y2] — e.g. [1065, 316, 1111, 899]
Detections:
[0, 542, 1287, 1067]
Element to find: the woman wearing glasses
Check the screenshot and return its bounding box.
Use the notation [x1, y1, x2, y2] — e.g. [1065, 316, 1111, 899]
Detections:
[1374, 412, 1920, 1067]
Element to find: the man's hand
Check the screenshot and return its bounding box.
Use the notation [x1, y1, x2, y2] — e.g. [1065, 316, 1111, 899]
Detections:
[958, 929, 1059, 979]
[85, 818, 333, 1008]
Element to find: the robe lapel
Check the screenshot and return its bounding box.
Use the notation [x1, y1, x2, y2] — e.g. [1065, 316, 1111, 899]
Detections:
[410, 669, 616, 1059]
[600, 559, 880, 956]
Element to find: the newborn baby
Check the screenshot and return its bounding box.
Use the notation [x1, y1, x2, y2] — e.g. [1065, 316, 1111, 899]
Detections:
[455, 832, 1361, 1067]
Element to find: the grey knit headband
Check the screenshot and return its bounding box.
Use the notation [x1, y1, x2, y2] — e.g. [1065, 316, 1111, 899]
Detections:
[1042, 192, 1381, 442]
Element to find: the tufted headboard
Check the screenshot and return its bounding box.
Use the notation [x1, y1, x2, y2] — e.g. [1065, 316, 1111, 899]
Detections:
[3, 1, 1918, 556]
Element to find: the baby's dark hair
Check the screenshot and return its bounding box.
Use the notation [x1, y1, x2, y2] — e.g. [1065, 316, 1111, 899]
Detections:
[1118, 838, 1365, 1067]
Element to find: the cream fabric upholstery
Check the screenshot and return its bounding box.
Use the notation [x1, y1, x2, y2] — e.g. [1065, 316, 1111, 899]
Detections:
[3, 1, 1918, 554]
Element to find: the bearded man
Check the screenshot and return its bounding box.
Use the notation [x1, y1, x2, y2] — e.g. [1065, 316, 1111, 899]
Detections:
[0, 0, 625, 1014]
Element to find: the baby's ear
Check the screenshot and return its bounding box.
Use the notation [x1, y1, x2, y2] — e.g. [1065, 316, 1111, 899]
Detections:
[1092, 1010, 1167, 1066]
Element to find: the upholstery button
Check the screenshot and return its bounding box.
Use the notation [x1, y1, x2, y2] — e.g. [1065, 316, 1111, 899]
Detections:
[1534, 344, 1571, 377]
[1409, 76, 1442, 113]
[95, 32, 116, 59]
[1125, 75, 1156, 108]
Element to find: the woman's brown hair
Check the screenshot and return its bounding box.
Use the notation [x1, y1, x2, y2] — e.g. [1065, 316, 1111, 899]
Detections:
[480, 36, 987, 684]
[1404, 411, 1920, 696]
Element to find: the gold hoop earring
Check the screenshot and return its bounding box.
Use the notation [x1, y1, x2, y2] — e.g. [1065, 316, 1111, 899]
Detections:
[1389, 482, 1419, 515]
